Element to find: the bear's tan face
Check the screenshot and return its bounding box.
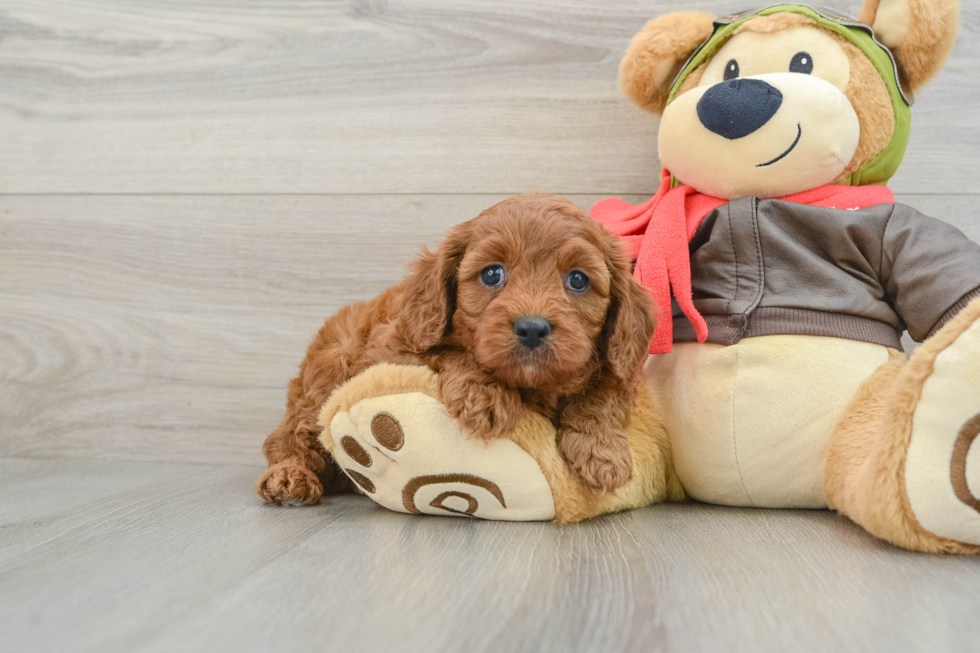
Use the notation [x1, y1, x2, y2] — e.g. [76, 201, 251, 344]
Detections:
[660, 25, 862, 199]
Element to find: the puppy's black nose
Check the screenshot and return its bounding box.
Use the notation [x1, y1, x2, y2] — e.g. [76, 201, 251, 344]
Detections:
[513, 316, 552, 350]
[697, 79, 783, 140]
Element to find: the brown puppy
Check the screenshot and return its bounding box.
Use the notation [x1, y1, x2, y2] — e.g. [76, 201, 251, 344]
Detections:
[257, 192, 655, 505]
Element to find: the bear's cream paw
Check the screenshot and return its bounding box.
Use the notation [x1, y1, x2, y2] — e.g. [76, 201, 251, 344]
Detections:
[325, 391, 556, 521]
[905, 307, 980, 545]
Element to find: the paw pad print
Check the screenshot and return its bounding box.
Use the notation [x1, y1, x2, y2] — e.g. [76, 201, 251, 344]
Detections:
[326, 392, 554, 521]
[951, 414, 980, 514]
[905, 316, 980, 545]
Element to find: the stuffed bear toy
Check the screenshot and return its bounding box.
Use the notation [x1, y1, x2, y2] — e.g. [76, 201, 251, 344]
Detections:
[317, 0, 980, 554]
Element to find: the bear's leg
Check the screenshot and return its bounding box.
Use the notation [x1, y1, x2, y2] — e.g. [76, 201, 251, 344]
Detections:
[317, 363, 682, 523]
[824, 298, 980, 553]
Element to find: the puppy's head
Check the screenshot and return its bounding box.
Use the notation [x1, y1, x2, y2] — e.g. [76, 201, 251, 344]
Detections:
[400, 192, 655, 390]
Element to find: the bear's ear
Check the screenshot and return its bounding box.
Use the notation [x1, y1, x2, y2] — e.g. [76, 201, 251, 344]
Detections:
[619, 11, 715, 115]
[859, 0, 959, 92]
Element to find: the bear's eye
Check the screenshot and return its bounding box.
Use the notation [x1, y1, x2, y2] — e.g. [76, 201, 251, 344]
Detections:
[723, 59, 740, 81]
[790, 52, 814, 74]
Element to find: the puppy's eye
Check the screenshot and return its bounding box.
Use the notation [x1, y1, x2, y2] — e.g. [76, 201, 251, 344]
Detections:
[790, 52, 813, 74]
[566, 270, 590, 293]
[723, 59, 739, 81]
[480, 264, 505, 288]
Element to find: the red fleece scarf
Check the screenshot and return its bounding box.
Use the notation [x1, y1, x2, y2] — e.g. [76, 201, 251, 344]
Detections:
[591, 169, 895, 354]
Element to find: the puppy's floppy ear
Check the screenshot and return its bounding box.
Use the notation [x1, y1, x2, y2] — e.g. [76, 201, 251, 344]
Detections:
[859, 0, 959, 92]
[598, 232, 656, 383]
[398, 221, 471, 353]
[620, 11, 715, 115]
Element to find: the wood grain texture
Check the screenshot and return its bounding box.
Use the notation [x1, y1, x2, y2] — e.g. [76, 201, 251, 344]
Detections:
[0, 0, 978, 195]
[1, 458, 978, 653]
[1, 193, 976, 463]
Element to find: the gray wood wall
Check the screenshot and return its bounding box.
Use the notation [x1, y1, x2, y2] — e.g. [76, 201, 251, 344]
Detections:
[2, 0, 978, 465]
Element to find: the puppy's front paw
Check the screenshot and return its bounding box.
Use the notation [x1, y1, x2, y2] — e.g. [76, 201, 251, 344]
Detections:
[559, 428, 633, 493]
[256, 462, 323, 506]
[442, 377, 523, 441]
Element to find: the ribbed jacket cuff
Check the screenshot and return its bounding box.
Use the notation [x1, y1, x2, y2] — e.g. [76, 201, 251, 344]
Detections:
[926, 287, 980, 340]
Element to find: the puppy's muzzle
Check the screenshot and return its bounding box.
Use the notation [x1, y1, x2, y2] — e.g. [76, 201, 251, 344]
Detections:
[513, 316, 552, 350]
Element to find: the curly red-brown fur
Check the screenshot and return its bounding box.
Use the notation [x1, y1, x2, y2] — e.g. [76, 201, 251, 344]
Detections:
[257, 192, 656, 504]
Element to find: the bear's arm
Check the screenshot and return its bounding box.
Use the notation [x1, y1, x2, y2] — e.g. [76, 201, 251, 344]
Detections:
[880, 203, 980, 342]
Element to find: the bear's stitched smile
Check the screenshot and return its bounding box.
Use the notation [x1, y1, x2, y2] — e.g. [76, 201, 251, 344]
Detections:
[757, 123, 803, 167]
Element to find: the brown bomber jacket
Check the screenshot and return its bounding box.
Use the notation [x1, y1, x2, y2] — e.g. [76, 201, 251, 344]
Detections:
[671, 198, 980, 349]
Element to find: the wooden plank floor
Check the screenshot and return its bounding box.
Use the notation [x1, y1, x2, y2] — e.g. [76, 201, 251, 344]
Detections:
[3, 457, 980, 653]
[0, 0, 978, 195]
[2, 1, 980, 651]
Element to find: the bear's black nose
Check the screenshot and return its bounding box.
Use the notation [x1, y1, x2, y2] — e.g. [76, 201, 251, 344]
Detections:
[513, 316, 552, 350]
[697, 79, 783, 140]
